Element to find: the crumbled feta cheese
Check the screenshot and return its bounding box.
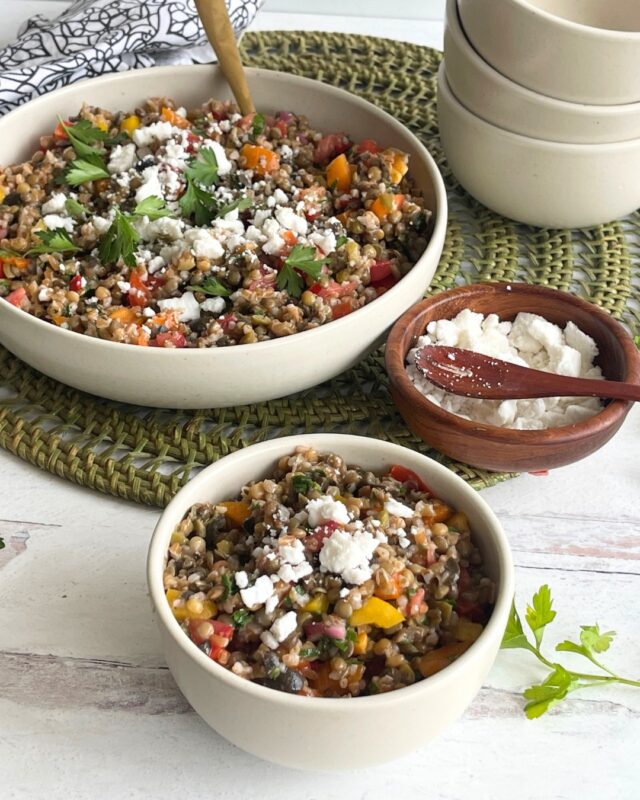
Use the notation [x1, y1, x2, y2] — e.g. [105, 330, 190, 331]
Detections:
[273, 188, 289, 205]
[265, 594, 279, 614]
[185, 228, 224, 259]
[260, 630, 279, 650]
[117, 280, 131, 293]
[41, 192, 67, 214]
[148, 256, 166, 274]
[319, 528, 386, 585]
[278, 145, 293, 161]
[407, 309, 603, 429]
[157, 291, 200, 322]
[306, 495, 350, 527]
[132, 121, 176, 147]
[200, 297, 226, 315]
[270, 611, 298, 643]
[278, 538, 306, 565]
[137, 217, 183, 242]
[240, 574, 275, 608]
[135, 165, 164, 203]
[91, 215, 112, 235]
[277, 562, 313, 583]
[275, 206, 308, 235]
[308, 229, 337, 255]
[38, 287, 51, 302]
[142, 307, 155, 318]
[42, 214, 74, 232]
[385, 498, 415, 519]
[235, 570, 249, 589]
[108, 143, 137, 174]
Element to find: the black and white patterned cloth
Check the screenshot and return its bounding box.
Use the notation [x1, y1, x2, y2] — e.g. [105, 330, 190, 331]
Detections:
[0, 0, 263, 116]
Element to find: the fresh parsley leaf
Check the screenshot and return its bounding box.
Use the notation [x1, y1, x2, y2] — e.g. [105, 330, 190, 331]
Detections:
[276, 244, 327, 298]
[0, 536, 5, 550]
[184, 147, 219, 187]
[221, 573, 237, 601]
[231, 609, 252, 627]
[336, 235, 348, 248]
[579, 624, 616, 655]
[525, 584, 556, 647]
[218, 196, 253, 217]
[28, 228, 80, 255]
[59, 117, 107, 158]
[134, 195, 174, 220]
[292, 473, 320, 494]
[190, 277, 230, 297]
[65, 198, 87, 218]
[501, 601, 530, 650]
[179, 177, 216, 226]
[299, 646, 320, 660]
[345, 628, 357, 643]
[523, 666, 577, 719]
[0, 246, 22, 258]
[65, 155, 109, 186]
[251, 113, 265, 140]
[97, 210, 139, 268]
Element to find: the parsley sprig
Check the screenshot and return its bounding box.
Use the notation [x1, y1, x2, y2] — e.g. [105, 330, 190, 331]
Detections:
[190, 276, 230, 297]
[251, 113, 265, 140]
[502, 585, 640, 718]
[65, 198, 87, 218]
[58, 118, 108, 157]
[97, 210, 140, 268]
[65, 156, 109, 187]
[276, 244, 327, 298]
[179, 178, 217, 226]
[133, 195, 174, 220]
[28, 228, 80, 255]
[184, 147, 219, 187]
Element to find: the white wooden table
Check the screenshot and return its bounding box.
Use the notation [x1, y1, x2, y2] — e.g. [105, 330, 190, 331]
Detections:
[1, 2, 639, 798]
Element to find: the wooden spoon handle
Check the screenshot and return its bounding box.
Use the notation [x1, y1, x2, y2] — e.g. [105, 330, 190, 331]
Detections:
[195, 0, 255, 115]
[540, 375, 640, 402]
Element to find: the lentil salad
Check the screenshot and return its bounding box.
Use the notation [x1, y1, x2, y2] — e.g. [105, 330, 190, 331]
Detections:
[164, 447, 495, 697]
[0, 98, 431, 348]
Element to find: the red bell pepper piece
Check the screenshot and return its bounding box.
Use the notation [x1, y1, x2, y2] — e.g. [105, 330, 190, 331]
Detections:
[388, 464, 433, 495]
[369, 259, 394, 283]
[331, 301, 353, 320]
[152, 331, 187, 348]
[5, 287, 26, 307]
[356, 139, 381, 154]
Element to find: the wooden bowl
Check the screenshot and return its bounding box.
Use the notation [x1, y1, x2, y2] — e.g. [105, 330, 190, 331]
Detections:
[385, 283, 640, 472]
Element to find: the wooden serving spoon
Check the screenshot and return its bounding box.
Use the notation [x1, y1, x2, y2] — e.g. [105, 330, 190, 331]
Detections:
[415, 345, 640, 402]
[195, 0, 256, 115]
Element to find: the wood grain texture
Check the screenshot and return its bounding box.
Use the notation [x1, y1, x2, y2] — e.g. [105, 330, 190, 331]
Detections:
[385, 283, 640, 471]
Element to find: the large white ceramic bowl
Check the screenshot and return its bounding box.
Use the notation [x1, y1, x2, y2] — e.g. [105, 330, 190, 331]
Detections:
[437, 66, 640, 228]
[0, 66, 447, 409]
[445, 0, 640, 144]
[458, 0, 640, 105]
[147, 433, 514, 770]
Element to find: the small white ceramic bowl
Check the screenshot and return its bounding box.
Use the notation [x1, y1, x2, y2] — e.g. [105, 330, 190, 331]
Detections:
[437, 66, 640, 228]
[147, 433, 514, 770]
[0, 66, 447, 409]
[458, 0, 640, 105]
[445, 0, 640, 144]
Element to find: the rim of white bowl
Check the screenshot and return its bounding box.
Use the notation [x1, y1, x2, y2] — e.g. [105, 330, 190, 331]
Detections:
[438, 64, 640, 151]
[508, 0, 640, 38]
[447, 0, 640, 115]
[147, 433, 515, 710]
[0, 65, 448, 358]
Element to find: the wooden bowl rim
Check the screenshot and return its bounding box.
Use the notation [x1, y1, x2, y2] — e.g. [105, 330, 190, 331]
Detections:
[385, 281, 640, 445]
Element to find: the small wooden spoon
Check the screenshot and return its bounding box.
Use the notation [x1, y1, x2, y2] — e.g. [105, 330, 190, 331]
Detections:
[195, 0, 256, 115]
[415, 345, 640, 402]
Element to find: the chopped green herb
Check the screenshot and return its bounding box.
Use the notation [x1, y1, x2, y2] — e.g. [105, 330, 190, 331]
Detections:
[345, 628, 357, 643]
[251, 113, 265, 140]
[28, 228, 80, 255]
[292, 473, 321, 494]
[65, 197, 87, 218]
[221, 573, 237, 601]
[335, 235, 349, 248]
[134, 195, 174, 220]
[231, 609, 252, 627]
[0, 279, 11, 292]
[58, 117, 107, 158]
[179, 177, 217, 226]
[218, 196, 253, 217]
[191, 276, 230, 297]
[97, 210, 140, 268]
[406, 586, 418, 598]
[0, 536, 5, 550]
[0, 246, 23, 259]
[184, 147, 219, 187]
[65, 155, 109, 186]
[276, 244, 327, 298]
[299, 646, 320, 660]
[294, 585, 306, 595]
[502, 584, 640, 719]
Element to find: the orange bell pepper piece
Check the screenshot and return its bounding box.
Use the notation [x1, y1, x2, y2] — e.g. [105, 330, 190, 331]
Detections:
[374, 572, 404, 600]
[326, 153, 352, 192]
[161, 106, 190, 129]
[109, 307, 139, 325]
[219, 500, 251, 526]
[416, 642, 471, 678]
[240, 143, 280, 176]
[370, 192, 404, 220]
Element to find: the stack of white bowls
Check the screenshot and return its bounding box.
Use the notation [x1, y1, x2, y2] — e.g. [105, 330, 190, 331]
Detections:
[438, 0, 640, 228]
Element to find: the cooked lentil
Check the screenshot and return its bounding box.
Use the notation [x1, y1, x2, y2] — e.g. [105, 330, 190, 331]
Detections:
[0, 99, 431, 348]
[163, 447, 495, 697]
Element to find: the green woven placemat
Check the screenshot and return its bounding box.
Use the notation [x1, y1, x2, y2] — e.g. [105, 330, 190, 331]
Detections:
[1, 31, 638, 507]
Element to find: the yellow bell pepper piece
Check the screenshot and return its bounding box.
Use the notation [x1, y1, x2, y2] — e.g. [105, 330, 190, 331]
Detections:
[120, 114, 141, 135]
[166, 588, 188, 621]
[0, 186, 5, 203]
[304, 594, 329, 615]
[447, 512, 470, 533]
[219, 500, 251, 526]
[354, 631, 368, 655]
[95, 117, 109, 132]
[349, 596, 404, 629]
[388, 149, 409, 184]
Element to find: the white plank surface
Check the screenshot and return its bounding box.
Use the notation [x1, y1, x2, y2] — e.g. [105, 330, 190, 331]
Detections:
[0, 2, 638, 799]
